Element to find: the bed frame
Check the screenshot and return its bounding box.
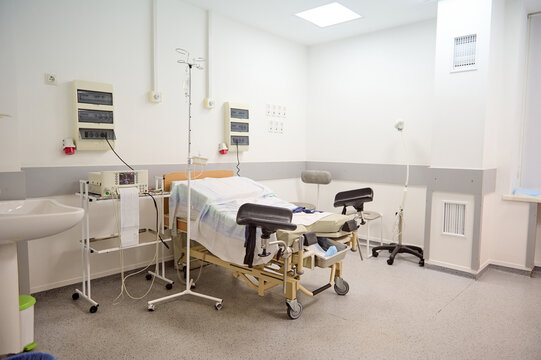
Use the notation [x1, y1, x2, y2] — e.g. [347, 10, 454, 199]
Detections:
[161, 170, 354, 319]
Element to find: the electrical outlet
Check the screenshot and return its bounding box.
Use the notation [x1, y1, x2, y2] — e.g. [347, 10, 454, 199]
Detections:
[149, 91, 162, 103]
[204, 98, 215, 109]
[266, 104, 271, 117]
[268, 120, 274, 133]
[44, 73, 57, 86]
[278, 121, 284, 134]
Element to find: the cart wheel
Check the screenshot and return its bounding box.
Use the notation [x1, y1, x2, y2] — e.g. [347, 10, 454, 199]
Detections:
[215, 302, 223, 311]
[72, 292, 79, 300]
[89, 305, 98, 313]
[145, 273, 152, 281]
[147, 304, 155, 312]
[165, 283, 173, 290]
[286, 302, 303, 320]
[419, 259, 425, 267]
[372, 250, 378, 258]
[387, 258, 394, 265]
[334, 280, 350, 296]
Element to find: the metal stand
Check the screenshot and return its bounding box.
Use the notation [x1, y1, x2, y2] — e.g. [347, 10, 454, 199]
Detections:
[147, 50, 222, 311]
[371, 128, 424, 266]
[73, 179, 173, 313]
[73, 180, 99, 313]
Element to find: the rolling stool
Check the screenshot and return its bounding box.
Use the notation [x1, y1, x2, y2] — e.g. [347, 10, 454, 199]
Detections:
[362, 210, 383, 258]
[333, 188, 374, 259]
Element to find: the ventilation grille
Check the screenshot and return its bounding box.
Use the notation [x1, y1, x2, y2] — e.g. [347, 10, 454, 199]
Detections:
[442, 201, 466, 236]
[453, 34, 477, 71]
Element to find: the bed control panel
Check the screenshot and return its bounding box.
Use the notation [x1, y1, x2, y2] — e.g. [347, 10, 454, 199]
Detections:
[224, 102, 249, 152]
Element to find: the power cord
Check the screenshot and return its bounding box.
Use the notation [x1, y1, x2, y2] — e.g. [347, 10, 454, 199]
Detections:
[111, 194, 160, 304]
[235, 141, 240, 176]
[104, 136, 134, 171]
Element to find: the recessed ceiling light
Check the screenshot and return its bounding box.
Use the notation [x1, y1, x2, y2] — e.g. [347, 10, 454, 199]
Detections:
[295, 2, 362, 28]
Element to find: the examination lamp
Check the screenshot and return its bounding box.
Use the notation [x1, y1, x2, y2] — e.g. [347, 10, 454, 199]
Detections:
[371, 118, 424, 266]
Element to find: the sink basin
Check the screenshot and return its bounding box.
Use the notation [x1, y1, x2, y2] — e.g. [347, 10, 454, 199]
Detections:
[0, 199, 84, 244]
[0, 198, 84, 354]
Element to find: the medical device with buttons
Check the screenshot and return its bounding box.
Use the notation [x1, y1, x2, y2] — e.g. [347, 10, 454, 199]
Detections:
[88, 170, 148, 197]
[224, 102, 249, 152]
[73, 80, 116, 151]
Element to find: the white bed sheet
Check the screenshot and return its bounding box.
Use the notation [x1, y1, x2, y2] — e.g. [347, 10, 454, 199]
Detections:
[169, 176, 332, 266]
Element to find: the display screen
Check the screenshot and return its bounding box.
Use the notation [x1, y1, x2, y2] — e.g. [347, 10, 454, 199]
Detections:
[231, 135, 249, 146]
[79, 128, 116, 140]
[231, 122, 249, 132]
[231, 108, 249, 119]
[119, 172, 135, 185]
[78, 109, 114, 124]
[77, 89, 113, 106]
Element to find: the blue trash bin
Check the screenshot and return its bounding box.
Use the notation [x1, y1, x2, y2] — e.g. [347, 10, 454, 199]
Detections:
[5, 353, 56, 360]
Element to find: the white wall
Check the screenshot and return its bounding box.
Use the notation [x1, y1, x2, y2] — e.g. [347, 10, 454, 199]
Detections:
[0, 0, 20, 172]
[4, 0, 309, 293]
[10, 0, 308, 168]
[486, 0, 533, 269]
[307, 20, 436, 165]
[431, 0, 493, 169]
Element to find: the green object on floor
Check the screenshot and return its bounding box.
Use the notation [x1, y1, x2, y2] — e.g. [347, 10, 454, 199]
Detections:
[19, 295, 36, 311]
[24, 342, 37, 352]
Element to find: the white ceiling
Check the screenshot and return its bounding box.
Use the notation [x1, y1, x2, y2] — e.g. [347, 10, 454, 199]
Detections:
[183, 0, 438, 46]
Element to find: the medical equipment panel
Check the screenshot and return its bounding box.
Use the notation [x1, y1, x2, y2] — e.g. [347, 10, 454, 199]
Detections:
[73, 80, 116, 151]
[224, 102, 249, 152]
[88, 170, 148, 197]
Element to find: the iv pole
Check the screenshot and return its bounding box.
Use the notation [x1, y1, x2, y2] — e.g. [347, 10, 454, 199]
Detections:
[147, 49, 223, 311]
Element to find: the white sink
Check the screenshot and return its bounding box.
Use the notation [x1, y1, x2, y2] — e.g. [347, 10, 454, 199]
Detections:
[0, 199, 84, 244]
[0, 198, 84, 354]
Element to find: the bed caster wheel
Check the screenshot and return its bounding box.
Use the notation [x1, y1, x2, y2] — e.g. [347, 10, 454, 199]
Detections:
[89, 305, 98, 313]
[334, 278, 349, 296]
[145, 273, 152, 281]
[286, 301, 303, 320]
[147, 304, 155, 312]
[72, 293, 79, 300]
[419, 259, 425, 267]
[165, 283, 173, 290]
[387, 258, 394, 265]
[372, 250, 378, 258]
[215, 302, 223, 311]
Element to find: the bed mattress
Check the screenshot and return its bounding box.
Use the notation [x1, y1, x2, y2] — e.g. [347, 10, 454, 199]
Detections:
[169, 177, 350, 266]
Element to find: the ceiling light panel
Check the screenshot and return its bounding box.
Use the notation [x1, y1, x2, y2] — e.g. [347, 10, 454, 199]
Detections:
[295, 2, 362, 28]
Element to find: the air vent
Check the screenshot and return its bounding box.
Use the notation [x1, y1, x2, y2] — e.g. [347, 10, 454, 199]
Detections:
[442, 201, 466, 236]
[453, 34, 477, 71]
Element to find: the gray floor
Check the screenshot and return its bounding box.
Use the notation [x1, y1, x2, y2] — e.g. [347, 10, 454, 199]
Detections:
[29, 251, 541, 360]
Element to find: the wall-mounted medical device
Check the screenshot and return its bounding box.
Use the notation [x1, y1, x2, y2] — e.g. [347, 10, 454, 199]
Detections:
[88, 170, 148, 197]
[224, 102, 249, 152]
[73, 80, 116, 151]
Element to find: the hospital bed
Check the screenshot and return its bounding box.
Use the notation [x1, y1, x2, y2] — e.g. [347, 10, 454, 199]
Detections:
[157, 170, 367, 319]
